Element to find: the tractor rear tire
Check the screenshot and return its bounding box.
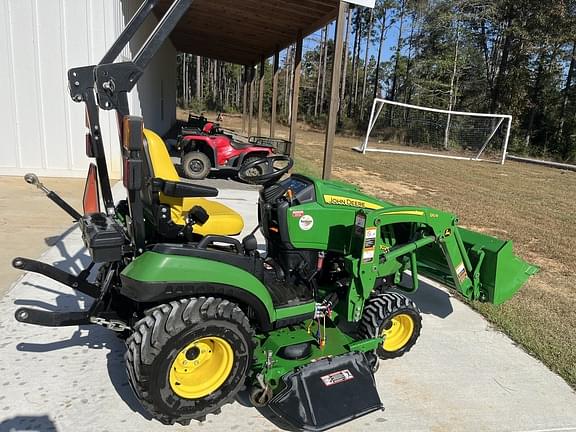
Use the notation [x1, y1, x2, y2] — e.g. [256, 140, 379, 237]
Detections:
[125, 297, 254, 425]
[359, 292, 422, 360]
[182, 151, 211, 180]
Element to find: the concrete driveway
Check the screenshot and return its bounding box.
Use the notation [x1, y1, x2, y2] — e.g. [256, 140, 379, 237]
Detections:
[1, 183, 575, 432]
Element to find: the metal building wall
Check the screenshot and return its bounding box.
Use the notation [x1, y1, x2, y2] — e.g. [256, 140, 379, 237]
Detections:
[0, 0, 176, 178]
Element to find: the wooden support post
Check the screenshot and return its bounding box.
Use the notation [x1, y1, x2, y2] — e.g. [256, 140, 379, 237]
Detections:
[289, 32, 303, 157]
[248, 65, 254, 137]
[322, 1, 347, 179]
[271, 50, 279, 137]
[196, 55, 201, 99]
[242, 66, 248, 133]
[258, 56, 265, 137]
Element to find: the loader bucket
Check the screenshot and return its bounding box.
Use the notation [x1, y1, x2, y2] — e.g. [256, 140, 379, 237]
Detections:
[417, 228, 538, 305]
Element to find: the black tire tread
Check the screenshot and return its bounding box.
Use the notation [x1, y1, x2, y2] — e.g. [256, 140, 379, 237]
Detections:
[358, 291, 422, 360]
[125, 296, 254, 425]
[181, 151, 211, 180]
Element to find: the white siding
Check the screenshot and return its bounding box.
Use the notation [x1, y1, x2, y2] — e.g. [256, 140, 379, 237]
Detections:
[0, 0, 176, 178]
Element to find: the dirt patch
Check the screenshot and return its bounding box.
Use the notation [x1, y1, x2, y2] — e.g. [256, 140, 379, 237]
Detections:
[335, 167, 420, 198]
[460, 224, 510, 237]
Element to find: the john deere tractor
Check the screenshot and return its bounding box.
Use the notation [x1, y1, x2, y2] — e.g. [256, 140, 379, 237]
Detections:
[12, 1, 538, 430]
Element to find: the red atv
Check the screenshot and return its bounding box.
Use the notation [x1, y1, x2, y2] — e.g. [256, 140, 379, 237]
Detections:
[174, 121, 291, 180]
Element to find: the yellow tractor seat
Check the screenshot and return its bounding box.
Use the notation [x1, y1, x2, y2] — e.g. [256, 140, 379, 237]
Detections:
[142, 129, 244, 237]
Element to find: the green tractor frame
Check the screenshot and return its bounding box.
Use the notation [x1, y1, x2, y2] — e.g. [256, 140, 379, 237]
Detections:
[12, 1, 538, 430]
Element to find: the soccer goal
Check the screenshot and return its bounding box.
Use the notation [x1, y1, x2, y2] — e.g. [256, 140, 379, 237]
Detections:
[353, 98, 512, 164]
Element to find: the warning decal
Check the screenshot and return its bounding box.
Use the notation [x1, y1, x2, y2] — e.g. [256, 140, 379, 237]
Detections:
[320, 369, 354, 387]
[456, 262, 467, 282]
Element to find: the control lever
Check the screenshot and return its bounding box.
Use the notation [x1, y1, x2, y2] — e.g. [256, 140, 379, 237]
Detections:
[25, 173, 82, 221]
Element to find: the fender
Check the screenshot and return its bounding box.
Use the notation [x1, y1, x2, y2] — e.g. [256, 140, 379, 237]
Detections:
[181, 136, 217, 166]
[120, 251, 275, 330]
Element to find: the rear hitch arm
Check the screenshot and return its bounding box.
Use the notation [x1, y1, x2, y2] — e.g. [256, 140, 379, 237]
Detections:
[13, 260, 131, 331]
[15, 309, 91, 327]
[12, 257, 100, 298]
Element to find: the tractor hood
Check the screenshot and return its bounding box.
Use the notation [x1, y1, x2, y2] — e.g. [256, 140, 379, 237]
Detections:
[274, 176, 395, 252]
[313, 178, 392, 210]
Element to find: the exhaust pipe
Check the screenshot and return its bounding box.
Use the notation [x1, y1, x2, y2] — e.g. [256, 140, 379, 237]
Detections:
[24, 173, 82, 221]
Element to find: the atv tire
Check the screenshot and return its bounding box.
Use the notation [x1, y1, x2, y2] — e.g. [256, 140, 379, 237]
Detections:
[359, 292, 422, 360]
[182, 151, 211, 180]
[125, 297, 254, 425]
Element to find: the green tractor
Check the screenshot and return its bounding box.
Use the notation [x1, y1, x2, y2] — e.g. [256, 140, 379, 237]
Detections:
[12, 1, 538, 430]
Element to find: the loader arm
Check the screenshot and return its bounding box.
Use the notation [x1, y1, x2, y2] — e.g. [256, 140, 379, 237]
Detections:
[345, 207, 538, 321]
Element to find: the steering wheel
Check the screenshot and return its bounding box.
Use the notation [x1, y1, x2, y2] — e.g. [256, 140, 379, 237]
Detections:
[238, 155, 293, 185]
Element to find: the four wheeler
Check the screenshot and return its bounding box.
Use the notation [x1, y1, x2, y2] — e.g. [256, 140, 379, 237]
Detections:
[174, 120, 291, 180]
[12, 1, 539, 431]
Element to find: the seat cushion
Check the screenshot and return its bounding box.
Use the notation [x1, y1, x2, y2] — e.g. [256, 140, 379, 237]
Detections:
[143, 129, 244, 237]
[179, 198, 244, 236]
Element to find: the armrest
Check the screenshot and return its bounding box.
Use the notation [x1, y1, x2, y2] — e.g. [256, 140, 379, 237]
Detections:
[197, 235, 244, 254]
[152, 178, 218, 198]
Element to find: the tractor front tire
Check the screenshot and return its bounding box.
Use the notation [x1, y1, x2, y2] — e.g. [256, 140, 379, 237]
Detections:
[182, 151, 211, 180]
[359, 292, 422, 360]
[125, 297, 254, 425]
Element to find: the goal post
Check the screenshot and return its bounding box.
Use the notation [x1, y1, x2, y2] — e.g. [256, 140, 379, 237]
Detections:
[354, 98, 512, 165]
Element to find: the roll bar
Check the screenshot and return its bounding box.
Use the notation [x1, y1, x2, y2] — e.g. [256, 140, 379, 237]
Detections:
[67, 0, 193, 215]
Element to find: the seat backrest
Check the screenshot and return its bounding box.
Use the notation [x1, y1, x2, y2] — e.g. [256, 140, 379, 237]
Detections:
[143, 129, 179, 182]
[140, 129, 186, 229]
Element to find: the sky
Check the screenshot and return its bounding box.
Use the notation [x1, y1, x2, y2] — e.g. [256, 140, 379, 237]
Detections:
[284, 6, 403, 68]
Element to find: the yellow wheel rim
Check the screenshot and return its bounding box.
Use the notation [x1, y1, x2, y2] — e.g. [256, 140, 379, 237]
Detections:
[169, 336, 234, 399]
[381, 313, 414, 351]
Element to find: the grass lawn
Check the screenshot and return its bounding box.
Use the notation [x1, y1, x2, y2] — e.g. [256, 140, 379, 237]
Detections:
[184, 110, 576, 389]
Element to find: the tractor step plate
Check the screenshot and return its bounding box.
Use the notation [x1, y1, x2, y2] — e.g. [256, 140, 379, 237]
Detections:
[260, 352, 382, 431]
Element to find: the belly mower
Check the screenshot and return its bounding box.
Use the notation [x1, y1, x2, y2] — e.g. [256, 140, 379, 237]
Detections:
[11, 1, 539, 430]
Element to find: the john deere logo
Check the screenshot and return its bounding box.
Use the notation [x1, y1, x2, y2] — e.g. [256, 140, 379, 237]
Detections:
[323, 195, 382, 210]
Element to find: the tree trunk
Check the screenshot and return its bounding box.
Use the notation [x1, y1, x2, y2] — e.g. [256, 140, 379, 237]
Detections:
[444, 21, 460, 149]
[479, 18, 493, 95]
[353, 14, 363, 116]
[524, 52, 546, 149]
[339, 7, 351, 123]
[360, 10, 373, 119]
[389, 0, 405, 102]
[314, 28, 324, 117]
[284, 45, 291, 117]
[238, 70, 241, 108]
[559, 41, 576, 142]
[490, 13, 513, 113]
[387, 0, 405, 126]
[320, 25, 329, 113]
[348, 8, 361, 116]
[196, 56, 201, 99]
[373, 10, 387, 101]
[182, 54, 187, 106]
[403, 10, 418, 107]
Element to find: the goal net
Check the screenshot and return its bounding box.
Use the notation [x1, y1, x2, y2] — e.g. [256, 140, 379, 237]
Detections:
[354, 99, 512, 164]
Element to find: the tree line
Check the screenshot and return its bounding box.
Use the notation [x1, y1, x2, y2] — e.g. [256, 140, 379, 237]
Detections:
[178, 0, 576, 163]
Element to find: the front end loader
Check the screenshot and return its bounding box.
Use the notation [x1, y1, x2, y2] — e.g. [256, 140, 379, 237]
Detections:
[11, 1, 539, 430]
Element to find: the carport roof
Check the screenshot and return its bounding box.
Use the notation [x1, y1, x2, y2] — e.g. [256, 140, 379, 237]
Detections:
[155, 0, 340, 64]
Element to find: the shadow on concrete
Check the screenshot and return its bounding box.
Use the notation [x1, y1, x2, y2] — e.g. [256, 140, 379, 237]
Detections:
[395, 278, 454, 319]
[15, 322, 151, 421]
[44, 223, 79, 248]
[0, 415, 58, 432]
[13, 232, 152, 421]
